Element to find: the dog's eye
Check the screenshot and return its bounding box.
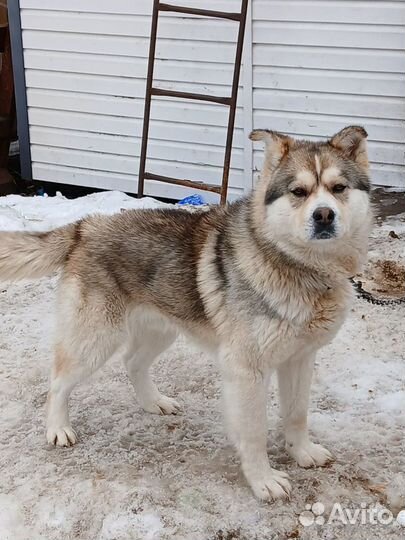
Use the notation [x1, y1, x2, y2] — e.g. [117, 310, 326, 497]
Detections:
[333, 184, 347, 193]
[291, 188, 307, 197]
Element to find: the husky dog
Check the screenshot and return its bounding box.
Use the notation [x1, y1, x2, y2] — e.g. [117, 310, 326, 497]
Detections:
[0, 126, 372, 500]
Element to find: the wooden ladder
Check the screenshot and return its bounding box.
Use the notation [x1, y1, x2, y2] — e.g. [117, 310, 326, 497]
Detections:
[137, 0, 249, 204]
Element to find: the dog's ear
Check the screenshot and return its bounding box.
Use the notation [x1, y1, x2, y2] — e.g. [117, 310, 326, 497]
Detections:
[249, 129, 293, 171]
[329, 126, 369, 171]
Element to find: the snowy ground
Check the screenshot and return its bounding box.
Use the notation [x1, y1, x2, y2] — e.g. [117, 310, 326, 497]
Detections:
[0, 191, 404, 540]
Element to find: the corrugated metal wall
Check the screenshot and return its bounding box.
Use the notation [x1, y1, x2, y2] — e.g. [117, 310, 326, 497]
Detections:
[19, 0, 246, 200]
[252, 0, 405, 188]
[18, 0, 405, 195]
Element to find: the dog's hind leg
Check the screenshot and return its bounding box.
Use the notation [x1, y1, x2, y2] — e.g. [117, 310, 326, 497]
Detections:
[277, 352, 333, 468]
[46, 332, 121, 447]
[122, 328, 180, 415]
[46, 344, 80, 446]
[47, 282, 123, 447]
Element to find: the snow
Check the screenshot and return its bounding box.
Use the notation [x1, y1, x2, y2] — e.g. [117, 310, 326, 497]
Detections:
[397, 510, 405, 527]
[0, 191, 166, 232]
[0, 191, 404, 540]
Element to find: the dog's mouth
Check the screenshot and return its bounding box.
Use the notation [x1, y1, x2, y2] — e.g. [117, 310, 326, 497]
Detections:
[313, 230, 335, 240]
[311, 225, 336, 240]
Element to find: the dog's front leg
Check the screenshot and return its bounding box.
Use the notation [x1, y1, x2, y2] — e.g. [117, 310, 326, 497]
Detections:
[219, 348, 291, 501]
[277, 352, 333, 467]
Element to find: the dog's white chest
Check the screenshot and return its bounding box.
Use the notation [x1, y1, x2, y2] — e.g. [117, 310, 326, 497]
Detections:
[259, 287, 350, 367]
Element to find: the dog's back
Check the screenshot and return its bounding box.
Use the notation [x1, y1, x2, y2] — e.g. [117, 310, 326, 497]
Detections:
[0, 207, 228, 325]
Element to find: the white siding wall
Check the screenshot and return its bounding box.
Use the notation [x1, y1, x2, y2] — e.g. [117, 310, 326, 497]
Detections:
[252, 0, 405, 188]
[19, 0, 247, 201]
[18, 0, 405, 196]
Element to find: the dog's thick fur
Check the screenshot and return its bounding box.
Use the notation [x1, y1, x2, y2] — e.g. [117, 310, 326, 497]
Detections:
[0, 126, 372, 500]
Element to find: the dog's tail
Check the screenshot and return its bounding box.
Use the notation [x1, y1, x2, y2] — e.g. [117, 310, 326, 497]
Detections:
[0, 223, 79, 280]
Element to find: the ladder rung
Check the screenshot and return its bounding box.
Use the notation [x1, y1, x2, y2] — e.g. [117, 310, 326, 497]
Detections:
[158, 3, 241, 21]
[151, 87, 231, 105]
[144, 172, 222, 194]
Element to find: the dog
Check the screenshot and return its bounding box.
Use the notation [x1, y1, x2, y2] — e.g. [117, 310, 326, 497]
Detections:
[0, 126, 372, 500]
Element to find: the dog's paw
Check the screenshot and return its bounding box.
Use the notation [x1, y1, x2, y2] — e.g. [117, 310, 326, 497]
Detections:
[288, 441, 333, 468]
[47, 425, 77, 447]
[249, 469, 292, 501]
[141, 394, 181, 415]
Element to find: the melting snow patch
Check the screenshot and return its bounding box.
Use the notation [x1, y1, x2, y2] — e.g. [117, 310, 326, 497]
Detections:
[100, 512, 164, 540]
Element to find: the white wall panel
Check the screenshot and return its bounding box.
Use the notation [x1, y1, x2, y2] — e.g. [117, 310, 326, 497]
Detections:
[19, 0, 405, 194]
[252, 1, 405, 188]
[21, 0, 247, 200]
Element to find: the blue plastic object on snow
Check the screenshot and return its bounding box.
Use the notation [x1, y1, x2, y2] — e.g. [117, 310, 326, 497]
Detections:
[177, 194, 206, 206]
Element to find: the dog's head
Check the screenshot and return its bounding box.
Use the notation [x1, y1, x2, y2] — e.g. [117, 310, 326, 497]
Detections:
[250, 126, 373, 269]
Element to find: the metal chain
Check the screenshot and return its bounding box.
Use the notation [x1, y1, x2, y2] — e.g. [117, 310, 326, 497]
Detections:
[350, 278, 405, 306]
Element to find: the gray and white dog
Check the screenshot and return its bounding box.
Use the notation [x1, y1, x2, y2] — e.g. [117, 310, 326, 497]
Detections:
[0, 126, 372, 501]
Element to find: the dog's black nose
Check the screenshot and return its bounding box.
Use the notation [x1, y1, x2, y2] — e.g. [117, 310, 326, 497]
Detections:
[313, 207, 335, 225]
